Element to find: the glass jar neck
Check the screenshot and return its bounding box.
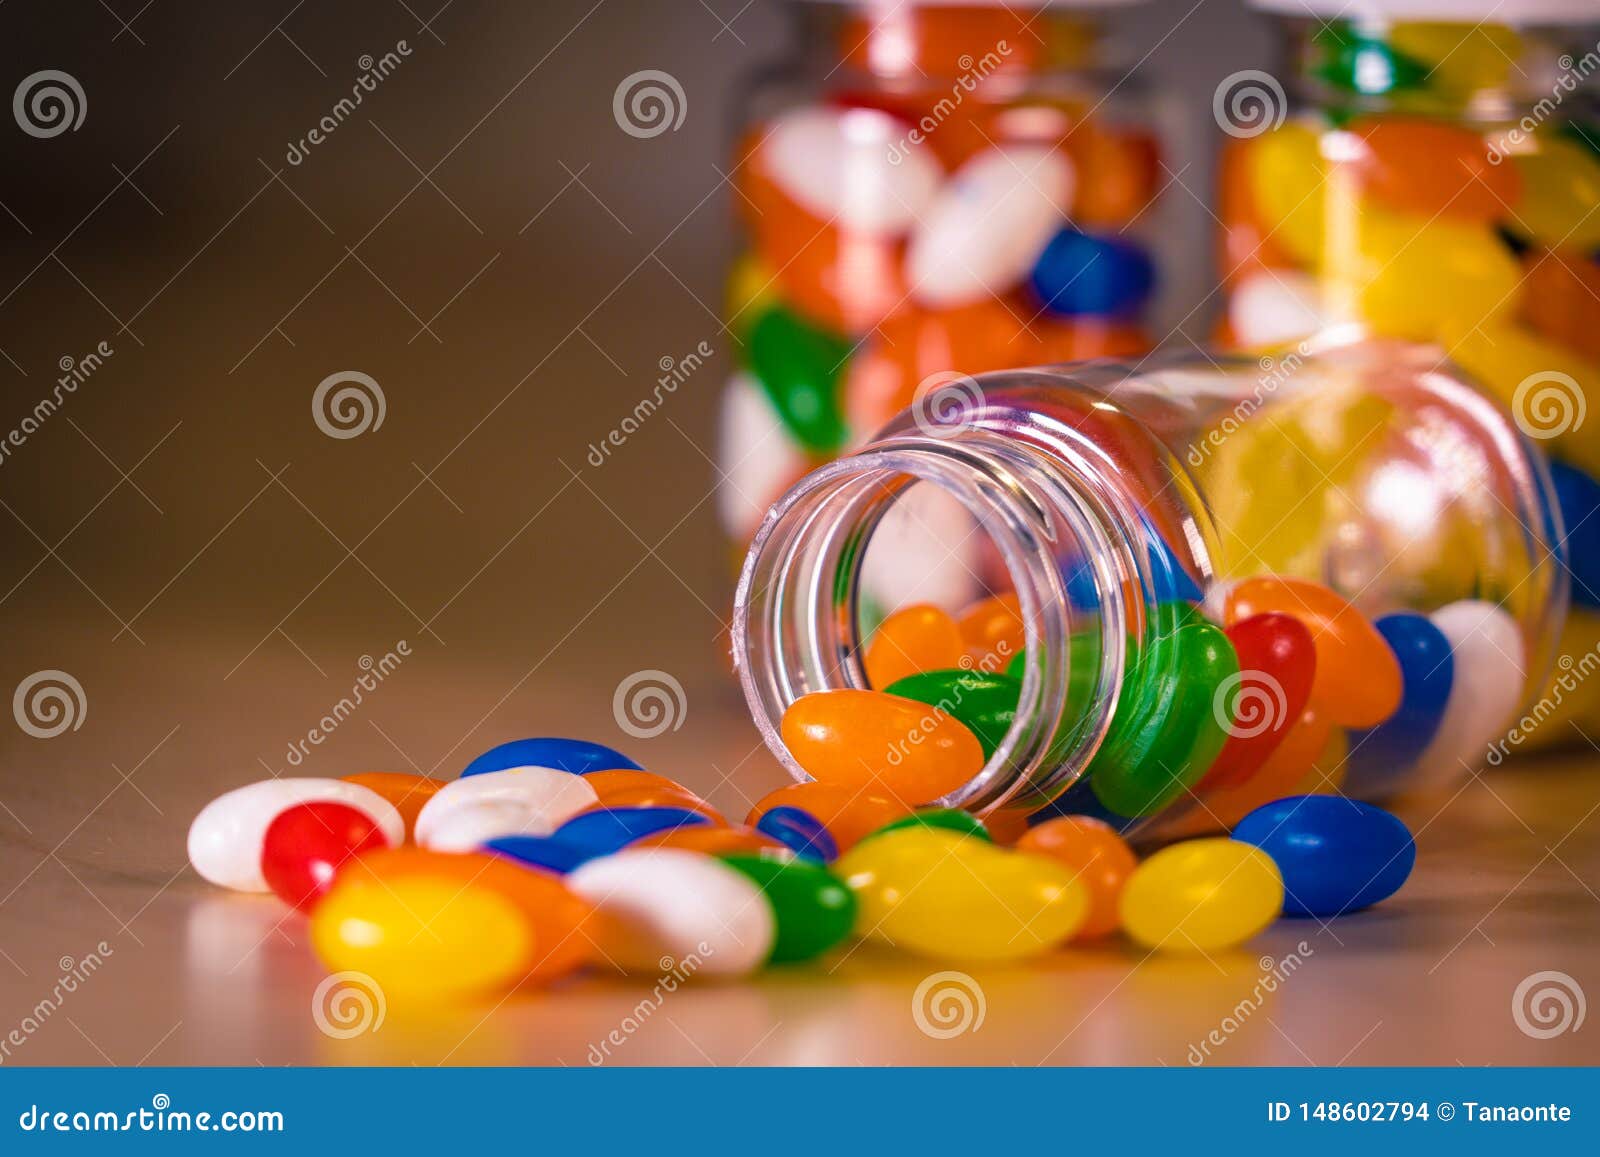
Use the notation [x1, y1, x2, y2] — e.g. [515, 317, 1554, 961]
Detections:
[732, 415, 1163, 814]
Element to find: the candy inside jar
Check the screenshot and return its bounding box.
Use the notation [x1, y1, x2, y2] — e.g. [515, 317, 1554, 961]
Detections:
[732, 345, 1567, 837]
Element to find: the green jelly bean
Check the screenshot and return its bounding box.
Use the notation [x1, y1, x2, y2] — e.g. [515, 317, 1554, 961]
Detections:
[1312, 27, 1428, 97]
[1086, 612, 1238, 817]
[746, 306, 851, 454]
[866, 807, 992, 844]
[718, 853, 856, 964]
[884, 669, 1021, 758]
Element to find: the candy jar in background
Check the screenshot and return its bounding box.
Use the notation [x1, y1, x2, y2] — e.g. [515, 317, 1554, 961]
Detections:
[733, 347, 1567, 837]
[1216, 0, 1600, 749]
[718, 0, 1182, 627]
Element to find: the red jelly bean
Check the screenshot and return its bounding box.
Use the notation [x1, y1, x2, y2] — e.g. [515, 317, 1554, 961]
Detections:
[261, 801, 391, 911]
[1198, 613, 1317, 790]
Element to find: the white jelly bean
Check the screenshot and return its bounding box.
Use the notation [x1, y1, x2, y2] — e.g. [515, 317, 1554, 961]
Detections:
[759, 106, 942, 237]
[717, 373, 808, 539]
[906, 145, 1073, 309]
[1410, 600, 1526, 790]
[414, 799, 555, 853]
[1227, 269, 1329, 348]
[568, 848, 775, 976]
[860, 481, 982, 614]
[187, 778, 404, 892]
[414, 766, 598, 849]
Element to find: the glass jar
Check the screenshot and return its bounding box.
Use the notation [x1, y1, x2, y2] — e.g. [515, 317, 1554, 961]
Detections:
[732, 346, 1567, 836]
[1215, 0, 1600, 750]
[718, 0, 1176, 622]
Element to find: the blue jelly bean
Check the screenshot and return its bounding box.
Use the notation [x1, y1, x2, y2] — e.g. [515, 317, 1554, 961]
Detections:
[553, 807, 708, 857]
[1029, 230, 1155, 318]
[483, 835, 593, 874]
[461, 737, 642, 778]
[1549, 460, 1600, 608]
[1060, 527, 1202, 609]
[756, 806, 839, 862]
[1233, 795, 1415, 917]
[1343, 613, 1453, 796]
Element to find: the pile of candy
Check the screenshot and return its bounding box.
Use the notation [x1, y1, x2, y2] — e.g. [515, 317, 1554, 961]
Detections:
[718, 5, 1160, 564]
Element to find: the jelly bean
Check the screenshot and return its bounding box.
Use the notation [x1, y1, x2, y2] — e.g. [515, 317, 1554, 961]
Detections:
[636, 825, 790, 857]
[1389, 22, 1520, 97]
[312, 874, 533, 998]
[568, 848, 775, 976]
[1246, 122, 1326, 265]
[416, 798, 562, 853]
[865, 604, 965, 689]
[1550, 461, 1600, 607]
[717, 373, 810, 539]
[867, 807, 992, 844]
[1087, 614, 1238, 817]
[483, 834, 592, 875]
[554, 807, 710, 860]
[725, 253, 778, 336]
[1311, 25, 1429, 96]
[1234, 796, 1416, 918]
[188, 779, 404, 893]
[747, 306, 852, 454]
[1225, 577, 1403, 728]
[780, 689, 985, 805]
[860, 482, 983, 614]
[883, 669, 1020, 758]
[1510, 138, 1600, 251]
[1343, 613, 1455, 794]
[1343, 116, 1519, 222]
[718, 854, 857, 964]
[755, 805, 839, 862]
[261, 802, 390, 911]
[1200, 613, 1317, 790]
[755, 106, 941, 237]
[1119, 838, 1283, 952]
[1065, 122, 1159, 229]
[981, 808, 1032, 846]
[956, 592, 1026, 670]
[747, 783, 908, 851]
[1521, 248, 1600, 363]
[906, 145, 1073, 308]
[1410, 600, 1525, 789]
[584, 783, 724, 824]
[584, 769, 692, 800]
[461, 736, 640, 778]
[1226, 269, 1329, 349]
[837, 828, 1087, 961]
[1217, 137, 1297, 284]
[1029, 229, 1155, 318]
[1030, 317, 1150, 362]
[838, 6, 1041, 76]
[1017, 816, 1137, 939]
[340, 772, 442, 841]
[414, 767, 598, 849]
[337, 848, 596, 983]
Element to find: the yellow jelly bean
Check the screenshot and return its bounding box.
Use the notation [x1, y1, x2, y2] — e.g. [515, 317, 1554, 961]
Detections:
[837, 828, 1088, 961]
[1511, 138, 1600, 252]
[725, 253, 779, 337]
[1389, 23, 1520, 97]
[1247, 121, 1327, 265]
[311, 874, 534, 998]
[1119, 838, 1283, 953]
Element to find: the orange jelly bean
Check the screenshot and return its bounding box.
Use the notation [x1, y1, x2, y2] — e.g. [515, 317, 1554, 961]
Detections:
[1224, 577, 1402, 728]
[1017, 816, 1138, 939]
[585, 785, 726, 824]
[340, 847, 598, 983]
[1521, 249, 1600, 363]
[957, 592, 1026, 670]
[634, 825, 789, 857]
[340, 772, 443, 841]
[864, 603, 964, 688]
[838, 7, 1040, 76]
[1343, 117, 1520, 223]
[583, 769, 682, 798]
[1163, 704, 1339, 838]
[780, 689, 985, 806]
[747, 782, 909, 851]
